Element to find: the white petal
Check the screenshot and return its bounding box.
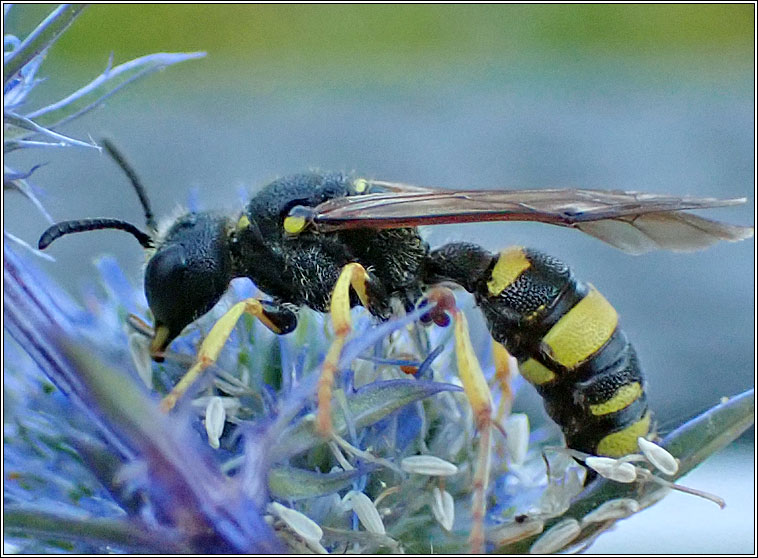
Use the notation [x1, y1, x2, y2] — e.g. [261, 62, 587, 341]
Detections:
[305, 539, 328, 554]
[508, 354, 520, 378]
[401, 455, 459, 476]
[504, 413, 530, 465]
[638, 437, 679, 476]
[529, 518, 581, 554]
[581, 498, 640, 524]
[344, 491, 385, 535]
[487, 518, 544, 546]
[585, 456, 637, 483]
[192, 395, 241, 412]
[430, 487, 455, 531]
[204, 396, 226, 450]
[269, 502, 323, 542]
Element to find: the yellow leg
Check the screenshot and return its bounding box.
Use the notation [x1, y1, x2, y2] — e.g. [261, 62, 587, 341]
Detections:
[426, 288, 493, 553]
[470, 412, 492, 553]
[492, 341, 515, 423]
[160, 298, 286, 412]
[316, 263, 372, 436]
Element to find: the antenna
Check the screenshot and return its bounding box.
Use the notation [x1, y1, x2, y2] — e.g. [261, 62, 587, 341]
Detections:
[38, 218, 153, 250]
[101, 138, 157, 232]
[37, 139, 159, 251]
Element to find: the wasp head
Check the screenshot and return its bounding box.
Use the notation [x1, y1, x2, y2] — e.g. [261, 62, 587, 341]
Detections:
[146, 212, 233, 360]
[36, 142, 240, 361]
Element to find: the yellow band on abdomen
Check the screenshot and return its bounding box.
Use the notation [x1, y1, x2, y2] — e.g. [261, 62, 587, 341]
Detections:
[542, 286, 618, 369]
[595, 412, 651, 457]
[520, 358, 556, 385]
[487, 247, 530, 296]
[589, 382, 643, 416]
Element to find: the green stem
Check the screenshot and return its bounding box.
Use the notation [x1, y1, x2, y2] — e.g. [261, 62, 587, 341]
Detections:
[3, 507, 187, 553]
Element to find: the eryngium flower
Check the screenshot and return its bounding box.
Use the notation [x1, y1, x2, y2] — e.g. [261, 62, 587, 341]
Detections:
[4, 6, 753, 554]
[3, 245, 479, 553]
[6, 244, 753, 554]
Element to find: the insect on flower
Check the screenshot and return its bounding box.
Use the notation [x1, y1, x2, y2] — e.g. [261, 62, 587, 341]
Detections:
[38, 139, 753, 552]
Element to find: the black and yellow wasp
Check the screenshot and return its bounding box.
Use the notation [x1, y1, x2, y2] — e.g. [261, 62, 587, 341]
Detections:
[38, 141, 753, 551]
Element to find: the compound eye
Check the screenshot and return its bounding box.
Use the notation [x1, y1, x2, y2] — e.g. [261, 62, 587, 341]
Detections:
[283, 205, 314, 236]
[148, 243, 187, 282]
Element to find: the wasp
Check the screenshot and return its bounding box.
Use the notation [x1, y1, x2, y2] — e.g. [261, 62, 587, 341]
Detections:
[39, 140, 753, 551]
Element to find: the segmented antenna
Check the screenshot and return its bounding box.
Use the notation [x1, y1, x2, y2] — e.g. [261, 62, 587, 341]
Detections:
[37, 139, 158, 251]
[101, 138, 157, 232]
[38, 219, 153, 250]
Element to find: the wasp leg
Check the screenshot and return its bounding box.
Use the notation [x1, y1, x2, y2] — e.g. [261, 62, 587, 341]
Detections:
[425, 287, 493, 554]
[317, 262, 377, 436]
[160, 299, 296, 412]
[491, 341, 515, 424]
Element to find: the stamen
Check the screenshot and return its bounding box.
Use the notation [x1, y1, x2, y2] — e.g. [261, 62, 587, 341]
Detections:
[584, 456, 637, 483]
[344, 490, 386, 535]
[204, 396, 225, 449]
[581, 498, 640, 524]
[430, 487, 455, 531]
[529, 518, 581, 554]
[401, 455, 459, 476]
[637, 437, 679, 476]
[268, 502, 323, 543]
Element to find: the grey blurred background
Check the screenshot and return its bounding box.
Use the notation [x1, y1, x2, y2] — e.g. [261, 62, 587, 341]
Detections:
[5, 5, 754, 552]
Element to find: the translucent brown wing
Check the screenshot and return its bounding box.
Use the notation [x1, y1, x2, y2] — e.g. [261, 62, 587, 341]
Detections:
[309, 180, 753, 255]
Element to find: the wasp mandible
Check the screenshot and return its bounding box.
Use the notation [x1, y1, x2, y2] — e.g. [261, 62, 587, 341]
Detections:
[38, 140, 753, 552]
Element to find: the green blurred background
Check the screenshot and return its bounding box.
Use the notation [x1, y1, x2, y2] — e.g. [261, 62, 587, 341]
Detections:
[5, 5, 754, 553]
[8, 4, 755, 74]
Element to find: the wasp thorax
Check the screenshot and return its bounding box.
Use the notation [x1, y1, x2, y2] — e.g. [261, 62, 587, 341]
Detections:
[145, 212, 233, 358]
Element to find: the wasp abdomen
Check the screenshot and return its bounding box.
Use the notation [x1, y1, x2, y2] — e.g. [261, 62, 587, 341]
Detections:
[482, 247, 651, 457]
[425, 243, 651, 457]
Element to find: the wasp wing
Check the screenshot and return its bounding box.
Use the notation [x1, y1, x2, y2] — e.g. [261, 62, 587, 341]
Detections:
[312, 183, 753, 255]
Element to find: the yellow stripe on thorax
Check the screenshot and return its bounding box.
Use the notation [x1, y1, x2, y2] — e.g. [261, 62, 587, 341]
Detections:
[487, 247, 530, 296]
[589, 382, 642, 416]
[595, 412, 651, 457]
[542, 286, 618, 369]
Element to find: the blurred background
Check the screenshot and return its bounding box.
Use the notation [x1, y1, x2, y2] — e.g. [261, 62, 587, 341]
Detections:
[4, 5, 754, 553]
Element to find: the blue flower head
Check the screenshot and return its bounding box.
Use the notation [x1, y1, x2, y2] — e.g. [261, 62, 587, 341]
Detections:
[4, 5, 752, 555]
